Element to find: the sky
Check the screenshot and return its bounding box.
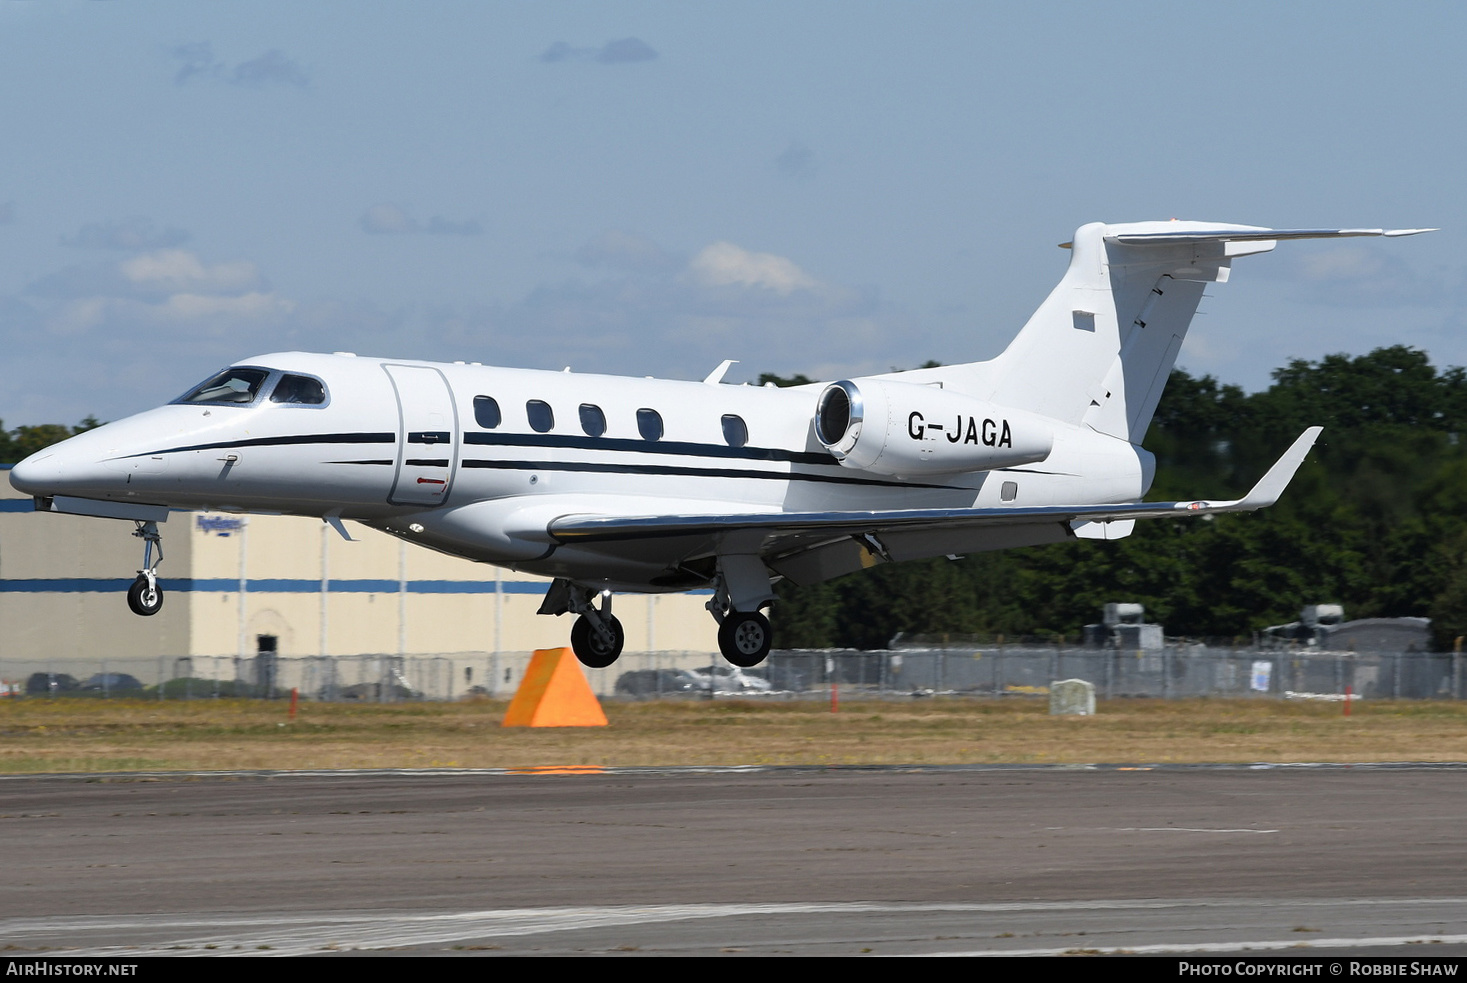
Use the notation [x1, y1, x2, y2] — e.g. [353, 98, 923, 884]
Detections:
[0, 0, 1462, 425]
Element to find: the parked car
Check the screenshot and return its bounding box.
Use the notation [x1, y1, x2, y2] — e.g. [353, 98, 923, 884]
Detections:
[25, 672, 80, 695]
[614, 669, 702, 697]
[682, 666, 775, 693]
[80, 673, 144, 692]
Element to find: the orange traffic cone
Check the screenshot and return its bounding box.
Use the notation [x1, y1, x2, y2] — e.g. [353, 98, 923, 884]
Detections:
[501, 648, 609, 727]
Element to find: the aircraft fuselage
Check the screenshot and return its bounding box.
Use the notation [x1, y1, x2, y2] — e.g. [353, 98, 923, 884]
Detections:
[10, 351, 1151, 590]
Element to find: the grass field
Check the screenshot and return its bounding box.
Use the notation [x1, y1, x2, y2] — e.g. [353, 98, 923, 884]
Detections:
[1, 695, 1465, 773]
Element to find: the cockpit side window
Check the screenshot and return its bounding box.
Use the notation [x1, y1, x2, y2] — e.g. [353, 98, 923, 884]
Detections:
[269, 374, 327, 405]
[177, 368, 270, 406]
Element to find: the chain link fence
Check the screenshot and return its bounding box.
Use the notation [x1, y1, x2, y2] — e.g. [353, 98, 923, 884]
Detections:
[752, 646, 1463, 701]
[2, 645, 1461, 702]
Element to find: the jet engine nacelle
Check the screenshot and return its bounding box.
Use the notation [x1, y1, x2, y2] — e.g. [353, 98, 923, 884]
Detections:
[814, 379, 1054, 477]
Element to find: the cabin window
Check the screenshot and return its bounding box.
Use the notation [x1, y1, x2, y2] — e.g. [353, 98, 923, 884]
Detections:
[177, 368, 270, 406]
[721, 414, 748, 448]
[527, 400, 554, 433]
[579, 404, 606, 437]
[636, 408, 663, 441]
[474, 396, 501, 429]
[269, 374, 326, 405]
[1001, 481, 1018, 502]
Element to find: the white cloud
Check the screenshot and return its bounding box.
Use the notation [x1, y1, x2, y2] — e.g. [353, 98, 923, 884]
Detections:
[22, 248, 289, 347]
[686, 242, 818, 295]
[119, 250, 260, 295]
[153, 291, 294, 323]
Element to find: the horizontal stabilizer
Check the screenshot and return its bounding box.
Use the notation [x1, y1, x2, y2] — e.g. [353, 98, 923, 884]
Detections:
[1109, 228, 1436, 246]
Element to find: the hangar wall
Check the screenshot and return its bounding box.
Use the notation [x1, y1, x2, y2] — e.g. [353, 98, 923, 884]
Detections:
[0, 468, 718, 663]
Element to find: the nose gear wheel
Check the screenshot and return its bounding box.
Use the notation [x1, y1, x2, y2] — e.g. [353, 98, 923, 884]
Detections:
[127, 574, 163, 616]
[126, 520, 165, 617]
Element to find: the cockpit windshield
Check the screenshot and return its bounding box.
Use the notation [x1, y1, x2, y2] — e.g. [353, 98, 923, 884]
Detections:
[177, 368, 270, 405]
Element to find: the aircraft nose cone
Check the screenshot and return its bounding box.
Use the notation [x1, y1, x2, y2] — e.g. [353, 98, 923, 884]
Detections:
[8, 450, 60, 496]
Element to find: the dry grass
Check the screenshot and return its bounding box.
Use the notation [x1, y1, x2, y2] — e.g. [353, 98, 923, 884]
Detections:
[2, 695, 1466, 774]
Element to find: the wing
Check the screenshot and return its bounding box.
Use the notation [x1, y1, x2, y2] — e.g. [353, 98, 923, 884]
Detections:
[548, 427, 1322, 584]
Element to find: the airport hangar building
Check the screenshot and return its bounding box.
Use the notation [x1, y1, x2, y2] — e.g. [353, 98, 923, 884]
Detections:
[0, 466, 720, 695]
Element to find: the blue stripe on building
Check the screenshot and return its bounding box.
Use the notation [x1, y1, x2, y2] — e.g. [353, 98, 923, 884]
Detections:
[0, 577, 710, 596]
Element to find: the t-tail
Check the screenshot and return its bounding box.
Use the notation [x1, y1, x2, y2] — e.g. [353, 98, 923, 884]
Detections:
[944, 221, 1434, 445]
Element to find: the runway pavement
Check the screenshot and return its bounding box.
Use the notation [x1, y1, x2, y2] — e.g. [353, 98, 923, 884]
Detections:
[4, 765, 1466, 955]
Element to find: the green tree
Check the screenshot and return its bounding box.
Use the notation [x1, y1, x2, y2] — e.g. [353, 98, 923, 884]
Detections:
[0, 417, 103, 465]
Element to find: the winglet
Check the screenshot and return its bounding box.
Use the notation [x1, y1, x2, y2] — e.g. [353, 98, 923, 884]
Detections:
[1237, 426, 1323, 508]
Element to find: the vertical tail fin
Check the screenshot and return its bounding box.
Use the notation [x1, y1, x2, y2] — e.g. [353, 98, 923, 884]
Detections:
[972, 222, 1432, 444]
[984, 220, 1269, 442]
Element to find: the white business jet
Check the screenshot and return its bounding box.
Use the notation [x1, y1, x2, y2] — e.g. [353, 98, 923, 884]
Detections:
[8, 221, 1432, 668]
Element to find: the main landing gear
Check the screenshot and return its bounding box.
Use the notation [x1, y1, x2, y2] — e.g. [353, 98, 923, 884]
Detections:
[706, 554, 777, 668]
[716, 610, 773, 668]
[126, 520, 164, 616]
[539, 554, 779, 671]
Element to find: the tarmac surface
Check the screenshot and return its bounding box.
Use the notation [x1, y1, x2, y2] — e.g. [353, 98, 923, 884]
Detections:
[4, 765, 1467, 956]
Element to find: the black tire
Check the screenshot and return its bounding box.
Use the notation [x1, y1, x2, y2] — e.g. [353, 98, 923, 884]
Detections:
[570, 614, 624, 668]
[126, 575, 163, 617]
[718, 610, 772, 667]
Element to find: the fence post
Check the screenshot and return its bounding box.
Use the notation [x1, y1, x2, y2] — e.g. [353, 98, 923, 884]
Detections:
[1455, 637, 1463, 700]
[995, 637, 1003, 698]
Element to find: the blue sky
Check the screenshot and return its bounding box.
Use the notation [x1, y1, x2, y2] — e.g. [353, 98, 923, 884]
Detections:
[0, 1, 1460, 425]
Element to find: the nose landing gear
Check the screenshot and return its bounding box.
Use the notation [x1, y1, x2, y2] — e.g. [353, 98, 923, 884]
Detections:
[126, 521, 164, 616]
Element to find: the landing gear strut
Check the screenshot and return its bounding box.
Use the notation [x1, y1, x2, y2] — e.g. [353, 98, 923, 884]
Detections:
[127, 520, 164, 616]
[540, 581, 625, 668]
